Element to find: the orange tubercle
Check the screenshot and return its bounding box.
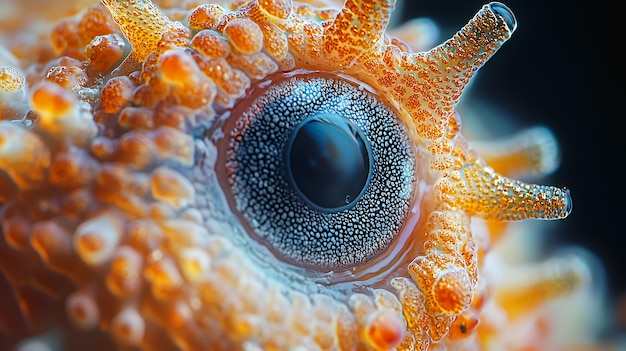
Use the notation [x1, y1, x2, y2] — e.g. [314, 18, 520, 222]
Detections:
[31, 82, 74, 118]
[448, 312, 479, 339]
[366, 310, 406, 350]
[224, 18, 264, 55]
[101, 76, 135, 114]
[433, 269, 473, 314]
[0, 66, 25, 93]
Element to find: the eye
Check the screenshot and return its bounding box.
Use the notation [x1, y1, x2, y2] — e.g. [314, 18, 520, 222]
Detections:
[221, 74, 415, 269]
[286, 111, 373, 211]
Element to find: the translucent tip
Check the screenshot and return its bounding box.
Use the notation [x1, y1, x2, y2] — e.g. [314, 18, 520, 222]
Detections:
[489, 2, 517, 32]
[563, 188, 573, 216]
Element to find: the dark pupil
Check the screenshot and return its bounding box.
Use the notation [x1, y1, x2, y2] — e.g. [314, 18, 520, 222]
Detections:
[286, 113, 373, 212]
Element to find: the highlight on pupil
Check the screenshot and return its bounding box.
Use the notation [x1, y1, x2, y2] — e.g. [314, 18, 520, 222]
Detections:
[286, 112, 373, 212]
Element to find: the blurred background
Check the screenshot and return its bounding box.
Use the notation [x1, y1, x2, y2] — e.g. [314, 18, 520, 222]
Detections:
[401, 0, 625, 342]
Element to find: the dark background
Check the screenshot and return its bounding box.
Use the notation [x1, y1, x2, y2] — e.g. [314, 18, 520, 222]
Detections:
[401, 0, 624, 339]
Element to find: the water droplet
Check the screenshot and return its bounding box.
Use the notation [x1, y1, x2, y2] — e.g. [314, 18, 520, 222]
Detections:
[489, 2, 517, 32]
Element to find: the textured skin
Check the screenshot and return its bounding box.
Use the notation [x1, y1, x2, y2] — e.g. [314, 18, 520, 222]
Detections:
[0, 0, 605, 350]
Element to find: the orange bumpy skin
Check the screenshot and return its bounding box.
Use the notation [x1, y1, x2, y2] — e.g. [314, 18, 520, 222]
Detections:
[0, 1, 607, 351]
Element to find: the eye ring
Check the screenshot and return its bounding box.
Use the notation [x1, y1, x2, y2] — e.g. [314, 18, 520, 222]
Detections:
[284, 112, 374, 213]
[222, 72, 417, 271]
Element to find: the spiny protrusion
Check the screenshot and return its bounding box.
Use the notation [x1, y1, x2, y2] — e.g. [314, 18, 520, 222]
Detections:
[473, 126, 560, 178]
[395, 3, 516, 141]
[387, 18, 440, 52]
[495, 252, 593, 320]
[323, 0, 396, 67]
[437, 163, 572, 220]
[408, 210, 477, 317]
[101, 0, 186, 62]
